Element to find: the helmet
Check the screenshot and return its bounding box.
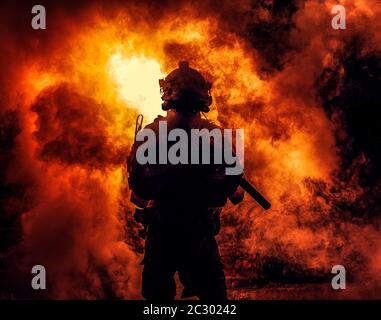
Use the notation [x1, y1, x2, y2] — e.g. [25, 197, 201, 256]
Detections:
[159, 61, 212, 112]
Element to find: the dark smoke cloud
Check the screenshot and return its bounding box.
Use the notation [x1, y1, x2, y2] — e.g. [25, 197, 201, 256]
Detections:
[31, 84, 127, 168]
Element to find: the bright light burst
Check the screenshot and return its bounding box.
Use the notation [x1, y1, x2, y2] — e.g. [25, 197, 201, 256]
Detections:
[108, 54, 166, 121]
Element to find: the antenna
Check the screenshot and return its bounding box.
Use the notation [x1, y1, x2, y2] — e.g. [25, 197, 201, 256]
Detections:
[134, 114, 144, 141]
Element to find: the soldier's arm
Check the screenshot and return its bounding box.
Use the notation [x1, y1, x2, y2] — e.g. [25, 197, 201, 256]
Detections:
[206, 121, 244, 205]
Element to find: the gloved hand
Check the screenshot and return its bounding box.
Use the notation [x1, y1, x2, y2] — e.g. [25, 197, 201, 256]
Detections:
[228, 187, 244, 205]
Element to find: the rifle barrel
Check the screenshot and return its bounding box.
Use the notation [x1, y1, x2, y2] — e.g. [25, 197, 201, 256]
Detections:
[239, 178, 271, 210]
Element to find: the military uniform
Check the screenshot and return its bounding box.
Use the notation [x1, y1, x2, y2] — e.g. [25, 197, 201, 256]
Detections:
[128, 62, 242, 301]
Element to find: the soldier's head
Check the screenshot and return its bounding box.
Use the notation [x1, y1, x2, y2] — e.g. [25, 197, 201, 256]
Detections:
[159, 61, 212, 113]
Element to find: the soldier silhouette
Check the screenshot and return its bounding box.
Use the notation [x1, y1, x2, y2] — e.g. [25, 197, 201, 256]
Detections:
[128, 61, 244, 301]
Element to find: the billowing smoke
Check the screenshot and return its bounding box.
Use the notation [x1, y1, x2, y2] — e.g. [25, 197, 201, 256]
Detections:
[1, 0, 381, 299]
[31, 84, 127, 167]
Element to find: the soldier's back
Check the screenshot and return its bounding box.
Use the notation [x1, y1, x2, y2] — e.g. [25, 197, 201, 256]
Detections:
[145, 111, 228, 209]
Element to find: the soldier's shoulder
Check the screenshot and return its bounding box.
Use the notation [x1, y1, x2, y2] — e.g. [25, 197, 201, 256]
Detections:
[144, 115, 166, 130]
[153, 114, 166, 122]
[197, 117, 222, 131]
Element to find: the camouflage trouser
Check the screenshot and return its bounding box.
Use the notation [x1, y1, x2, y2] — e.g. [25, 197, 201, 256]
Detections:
[141, 207, 227, 301]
